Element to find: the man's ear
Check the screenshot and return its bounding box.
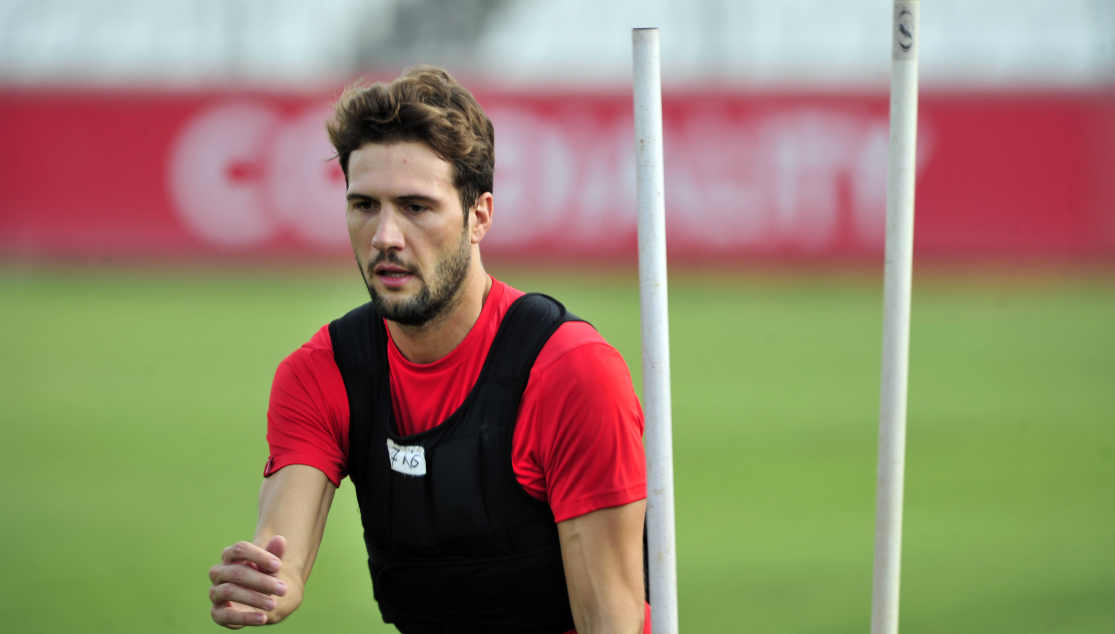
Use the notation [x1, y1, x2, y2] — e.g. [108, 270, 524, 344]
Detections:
[470, 192, 494, 244]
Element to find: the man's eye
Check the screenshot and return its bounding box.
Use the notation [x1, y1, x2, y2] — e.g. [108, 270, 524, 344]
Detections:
[406, 204, 427, 213]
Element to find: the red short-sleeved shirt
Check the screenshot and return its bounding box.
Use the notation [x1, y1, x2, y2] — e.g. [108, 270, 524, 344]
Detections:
[264, 277, 647, 523]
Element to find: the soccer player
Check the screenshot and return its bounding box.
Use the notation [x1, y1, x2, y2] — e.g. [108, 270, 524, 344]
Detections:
[207, 66, 649, 633]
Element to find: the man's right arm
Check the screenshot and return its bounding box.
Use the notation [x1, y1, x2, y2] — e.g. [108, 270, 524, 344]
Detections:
[208, 465, 336, 627]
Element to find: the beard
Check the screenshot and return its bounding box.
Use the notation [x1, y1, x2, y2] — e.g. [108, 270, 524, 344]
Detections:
[358, 227, 472, 327]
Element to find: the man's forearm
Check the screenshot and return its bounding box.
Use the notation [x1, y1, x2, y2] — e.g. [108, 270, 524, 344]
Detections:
[252, 465, 336, 621]
[209, 465, 336, 627]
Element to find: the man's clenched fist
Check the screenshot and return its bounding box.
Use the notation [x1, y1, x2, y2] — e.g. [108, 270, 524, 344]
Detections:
[209, 536, 289, 628]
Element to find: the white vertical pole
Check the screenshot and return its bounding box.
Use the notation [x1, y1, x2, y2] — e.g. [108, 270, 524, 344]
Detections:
[632, 27, 679, 634]
[872, 2, 919, 634]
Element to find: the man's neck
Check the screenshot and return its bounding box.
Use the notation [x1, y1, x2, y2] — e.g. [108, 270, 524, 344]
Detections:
[386, 265, 492, 365]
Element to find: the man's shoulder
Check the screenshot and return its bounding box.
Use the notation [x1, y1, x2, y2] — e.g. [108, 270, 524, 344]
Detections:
[491, 279, 621, 377]
[277, 324, 336, 375]
[534, 320, 621, 377]
[305, 323, 334, 351]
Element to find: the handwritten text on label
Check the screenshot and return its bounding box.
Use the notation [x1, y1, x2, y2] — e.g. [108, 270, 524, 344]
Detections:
[386, 438, 427, 476]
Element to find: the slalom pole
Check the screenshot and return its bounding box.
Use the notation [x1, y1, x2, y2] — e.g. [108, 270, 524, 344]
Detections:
[632, 27, 679, 634]
[871, 2, 919, 634]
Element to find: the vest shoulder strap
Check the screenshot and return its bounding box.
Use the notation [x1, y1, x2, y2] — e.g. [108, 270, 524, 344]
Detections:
[327, 294, 579, 376]
[328, 302, 385, 372]
[481, 292, 580, 388]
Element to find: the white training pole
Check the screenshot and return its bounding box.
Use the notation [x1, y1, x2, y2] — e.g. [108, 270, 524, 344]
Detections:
[871, 2, 919, 634]
[633, 27, 679, 634]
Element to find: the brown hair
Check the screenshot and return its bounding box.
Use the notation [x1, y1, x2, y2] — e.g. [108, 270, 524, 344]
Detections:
[326, 65, 495, 218]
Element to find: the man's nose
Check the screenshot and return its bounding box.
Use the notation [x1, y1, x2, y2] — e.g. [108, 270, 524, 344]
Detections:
[371, 207, 405, 252]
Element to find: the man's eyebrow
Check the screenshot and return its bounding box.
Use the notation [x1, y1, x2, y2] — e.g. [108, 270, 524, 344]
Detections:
[344, 193, 440, 204]
[395, 194, 440, 204]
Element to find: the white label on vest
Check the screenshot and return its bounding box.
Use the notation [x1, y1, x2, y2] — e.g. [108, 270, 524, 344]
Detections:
[386, 438, 427, 476]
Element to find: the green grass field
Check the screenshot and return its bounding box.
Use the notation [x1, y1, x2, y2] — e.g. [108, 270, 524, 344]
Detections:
[1, 263, 1112, 633]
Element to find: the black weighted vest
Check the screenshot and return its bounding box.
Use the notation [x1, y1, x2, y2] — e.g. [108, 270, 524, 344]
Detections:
[329, 293, 582, 634]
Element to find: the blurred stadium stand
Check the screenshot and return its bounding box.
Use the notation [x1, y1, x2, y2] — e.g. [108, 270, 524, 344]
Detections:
[2, 0, 1112, 87]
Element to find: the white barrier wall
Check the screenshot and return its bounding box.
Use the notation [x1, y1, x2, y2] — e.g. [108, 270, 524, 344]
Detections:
[2, 89, 1112, 258]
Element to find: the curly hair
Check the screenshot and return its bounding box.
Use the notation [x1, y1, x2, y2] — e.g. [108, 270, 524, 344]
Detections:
[326, 66, 495, 218]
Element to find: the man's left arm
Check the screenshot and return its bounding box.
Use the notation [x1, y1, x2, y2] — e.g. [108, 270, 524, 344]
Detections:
[557, 499, 647, 634]
[521, 326, 648, 633]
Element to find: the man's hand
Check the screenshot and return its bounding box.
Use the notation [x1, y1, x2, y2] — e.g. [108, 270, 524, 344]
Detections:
[209, 536, 290, 628]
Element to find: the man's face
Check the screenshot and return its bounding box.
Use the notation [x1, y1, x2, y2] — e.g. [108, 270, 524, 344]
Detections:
[345, 142, 473, 327]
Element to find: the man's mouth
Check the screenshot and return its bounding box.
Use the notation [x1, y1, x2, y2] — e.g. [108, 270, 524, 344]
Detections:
[373, 263, 416, 288]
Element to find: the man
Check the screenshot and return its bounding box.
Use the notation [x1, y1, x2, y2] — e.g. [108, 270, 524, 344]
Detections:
[208, 66, 649, 634]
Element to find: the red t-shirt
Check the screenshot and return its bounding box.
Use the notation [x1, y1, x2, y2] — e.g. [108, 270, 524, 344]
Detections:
[266, 278, 651, 631]
[265, 277, 647, 523]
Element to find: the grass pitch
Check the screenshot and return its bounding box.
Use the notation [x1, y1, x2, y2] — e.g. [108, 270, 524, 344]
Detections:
[0, 263, 1111, 633]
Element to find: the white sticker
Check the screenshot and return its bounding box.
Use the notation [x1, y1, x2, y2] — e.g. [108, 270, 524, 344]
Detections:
[386, 438, 427, 476]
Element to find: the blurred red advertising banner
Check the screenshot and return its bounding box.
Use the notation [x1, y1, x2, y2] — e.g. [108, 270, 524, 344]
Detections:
[1, 89, 1113, 260]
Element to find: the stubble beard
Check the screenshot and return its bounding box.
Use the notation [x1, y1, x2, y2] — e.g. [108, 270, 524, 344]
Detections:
[358, 226, 473, 328]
